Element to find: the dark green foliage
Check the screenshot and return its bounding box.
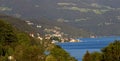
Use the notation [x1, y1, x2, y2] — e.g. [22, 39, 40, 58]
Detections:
[101, 41, 120, 61]
[14, 45, 45, 61]
[0, 20, 17, 46]
[0, 20, 17, 56]
[90, 52, 102, 61]
[82, 51, 92, 61]
[83, 40, 120, 61]
[0, 19, 77, 61]
[0, 19, 46, 61]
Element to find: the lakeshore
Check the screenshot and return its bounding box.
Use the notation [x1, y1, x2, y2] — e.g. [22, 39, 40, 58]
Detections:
[58, 36, 120, 61]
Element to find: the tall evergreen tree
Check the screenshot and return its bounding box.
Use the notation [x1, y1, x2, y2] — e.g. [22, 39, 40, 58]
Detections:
[82, 51, 92, 61]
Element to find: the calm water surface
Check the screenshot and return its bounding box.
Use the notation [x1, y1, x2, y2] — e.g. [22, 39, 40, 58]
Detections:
[66, 49, 100, 61]
[58, 36, 120, 61]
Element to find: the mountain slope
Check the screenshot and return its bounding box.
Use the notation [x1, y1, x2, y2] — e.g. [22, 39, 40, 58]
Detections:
[0, 14, 39, 33]
[0, 14, 91, 37]
[0, 0, 120, 36]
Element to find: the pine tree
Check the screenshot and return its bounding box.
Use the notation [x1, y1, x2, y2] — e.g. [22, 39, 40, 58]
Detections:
[82, 51, 92, 61]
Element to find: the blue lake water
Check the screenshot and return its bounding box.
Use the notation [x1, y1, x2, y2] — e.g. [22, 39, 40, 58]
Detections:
[57, 36, 120, 61]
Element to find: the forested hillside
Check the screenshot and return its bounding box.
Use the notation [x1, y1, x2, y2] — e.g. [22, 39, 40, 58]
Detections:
[0, 19, 77, 61]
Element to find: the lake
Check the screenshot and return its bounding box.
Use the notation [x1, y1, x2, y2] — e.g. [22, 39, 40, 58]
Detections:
[57, 36, 120, 61]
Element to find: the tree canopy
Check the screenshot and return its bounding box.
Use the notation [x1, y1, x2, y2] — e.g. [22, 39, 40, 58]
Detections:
[0, 19, 77, 61]
[101, 41, 120, 61]
[83, 40, 120, 61]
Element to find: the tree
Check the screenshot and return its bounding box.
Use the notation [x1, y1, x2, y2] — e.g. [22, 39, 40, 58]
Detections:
[82, 51, 92, 61]
[45, 55, 57, 61]
[0, 20, 17, 47]
[14, 45, 45, 61]
[0, 20, 17, 56]
[50, 45, 77, 61]
[16, 32, 31, 46]
[90, 52, 102, 61]
[101, 41, 120, 61]
[83, 41, 120, 61]
[0, 19, 77, 61]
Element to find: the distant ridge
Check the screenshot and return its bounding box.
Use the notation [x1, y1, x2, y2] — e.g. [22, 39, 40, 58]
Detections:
[0, 14, 92, 37]
[1, 0, 120, 36]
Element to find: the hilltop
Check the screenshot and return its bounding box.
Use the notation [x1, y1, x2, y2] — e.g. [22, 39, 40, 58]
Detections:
[0, 14, 92, 38]
[0, 0, 120, 36]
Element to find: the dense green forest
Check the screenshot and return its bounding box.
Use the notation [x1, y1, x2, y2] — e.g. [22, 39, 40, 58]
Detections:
[0, 19, 77, 61]
[83, 41, 120, 61]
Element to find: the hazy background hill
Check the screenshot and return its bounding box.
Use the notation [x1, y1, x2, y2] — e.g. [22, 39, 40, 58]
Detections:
[0, 14, 91, 38]
[0, 0, 120, 36]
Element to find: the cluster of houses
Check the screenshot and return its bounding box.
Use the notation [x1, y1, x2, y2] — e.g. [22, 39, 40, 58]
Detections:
[44, 27, 80, 43]
[25, 20, 34, 25]
[25, 20, 80, 43]
[29, 28, 80, 43]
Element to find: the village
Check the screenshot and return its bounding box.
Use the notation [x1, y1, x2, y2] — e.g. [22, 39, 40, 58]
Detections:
[25, 20, 80, 43]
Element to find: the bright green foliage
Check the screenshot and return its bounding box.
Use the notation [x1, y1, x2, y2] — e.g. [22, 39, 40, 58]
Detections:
[45, 55, 57, 61]
[50, 45, 77, 61]
[101, 41, 120, 61]
[16, 32, 31, 46]
[82, 51, 92, 61]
